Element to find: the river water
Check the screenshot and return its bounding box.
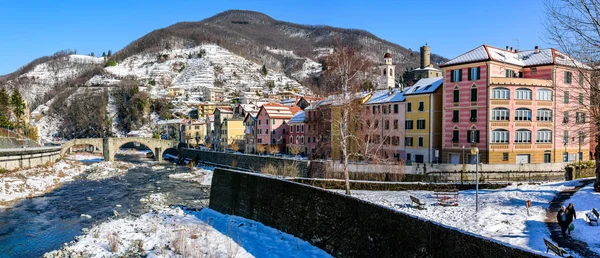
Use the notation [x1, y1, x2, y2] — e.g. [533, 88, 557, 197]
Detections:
[0, 153, 210, 257]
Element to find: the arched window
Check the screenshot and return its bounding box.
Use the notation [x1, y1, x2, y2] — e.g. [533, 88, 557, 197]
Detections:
[515, 129, 532, 143]
[383, 68, 386, 76]
[537, 89, 552, 101]
[515, 88, 532, 100]
[290, 136, 293, 144]
[453, 86, 460, 102]
[389, 68, 393, 75]
[536, 130, 552, 143]
[491, 129, 509, 143]
[492, 108, 510, 121]
[492, 87, 510, 99]
[536, 109, 552, 121]
[470, 85, 477, 102]
[515, 108, 532, 121]
[296, 136, 300, 144]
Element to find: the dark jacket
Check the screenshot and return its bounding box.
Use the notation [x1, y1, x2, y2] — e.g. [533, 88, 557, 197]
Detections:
[566, 207, 576, 222]
[557, 210, 566, 223]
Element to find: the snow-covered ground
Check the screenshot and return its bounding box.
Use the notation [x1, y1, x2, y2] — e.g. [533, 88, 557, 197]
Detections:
[46, 200, 332, 257]
[0, 154, 130, 207]
[168, 166, 214, 186]
[345, 181, 585, 255]
[568, 183, 600, 254]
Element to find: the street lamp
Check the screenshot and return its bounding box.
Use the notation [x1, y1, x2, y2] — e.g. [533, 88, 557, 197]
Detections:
[461, 145, 465, 184]
[578, 132, 584, 179]
[471, 146, 480, 212]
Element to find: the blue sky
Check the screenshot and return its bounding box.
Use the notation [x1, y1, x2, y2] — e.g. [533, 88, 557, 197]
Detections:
[0, 0, 547, 75]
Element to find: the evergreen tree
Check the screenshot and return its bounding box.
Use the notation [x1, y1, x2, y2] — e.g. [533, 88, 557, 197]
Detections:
[261, 64, 268, 76]
[0, 88, 12, 128]
[10, 89, 25, 130]
[90, 52, 95, 57]
[107, 50, 112, 57]
[102, 52, 106, 57]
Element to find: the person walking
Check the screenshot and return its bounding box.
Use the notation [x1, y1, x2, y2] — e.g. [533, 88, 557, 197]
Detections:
[557, 206, 568, 237]
[566, 203, 577, 235]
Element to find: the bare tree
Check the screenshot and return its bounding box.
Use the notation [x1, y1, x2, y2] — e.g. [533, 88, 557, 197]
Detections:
[545, 0, 600, 191]
[322, 42, 373, 195]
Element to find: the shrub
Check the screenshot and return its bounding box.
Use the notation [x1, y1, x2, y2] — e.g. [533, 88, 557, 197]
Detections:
[104, 60, 117, 67]
[149, 79, 156, 86]
[178, 65, 185, 73]
[261, 164, 278, 175]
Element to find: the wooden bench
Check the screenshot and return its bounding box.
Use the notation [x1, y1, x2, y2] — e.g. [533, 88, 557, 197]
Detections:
[409, 195, 425, 210]
[543, 238, 567, 257]
[586, 208, 599, 226]
[433, 189, 459, 206]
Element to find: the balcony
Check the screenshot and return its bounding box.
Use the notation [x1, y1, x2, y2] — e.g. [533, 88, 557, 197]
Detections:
[490, 77, 553, 87]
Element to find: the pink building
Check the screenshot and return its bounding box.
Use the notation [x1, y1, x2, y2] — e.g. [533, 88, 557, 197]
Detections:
[255, 103, 299, 153]
[362, 89, 406, 161]
[287, 111, 306, 155]
[440, 45, 591, 164]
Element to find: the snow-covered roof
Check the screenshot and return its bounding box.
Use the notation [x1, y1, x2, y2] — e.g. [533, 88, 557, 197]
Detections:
[442, 45, 591, 69]
[404, 77, 443, 95]
[260, 103, 295, 119]
[412, 67, 441, 72]
[156, 119, 186, 125]
[364, 89, 406, 104]
[288, 111, 305, 124]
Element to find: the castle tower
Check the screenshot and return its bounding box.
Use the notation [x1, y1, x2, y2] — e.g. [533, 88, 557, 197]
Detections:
[379, 52, 395, 89]
[420, 45, 431, 68]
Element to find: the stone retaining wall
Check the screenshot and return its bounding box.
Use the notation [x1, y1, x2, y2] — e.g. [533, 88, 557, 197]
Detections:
[209, 168, 544, 258]
[0, 147, 61, 170]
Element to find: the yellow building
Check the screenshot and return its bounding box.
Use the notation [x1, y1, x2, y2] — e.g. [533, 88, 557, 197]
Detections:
[183, 120, 206, 146]
[220, 118, 245, 151]
[168, 86, 185, 98]
[197, 102, 229, 117]
[403, 77, 443, 163]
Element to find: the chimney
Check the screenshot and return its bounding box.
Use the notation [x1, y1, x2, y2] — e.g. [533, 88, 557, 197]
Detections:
[510, 47, 513, 52]
[506, 46, 509, 51]
[535, 46, 540, 54]
[420, 45, 431, 68]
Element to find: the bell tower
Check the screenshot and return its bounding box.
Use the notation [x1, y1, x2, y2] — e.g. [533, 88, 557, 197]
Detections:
[379, 51, 395, 89]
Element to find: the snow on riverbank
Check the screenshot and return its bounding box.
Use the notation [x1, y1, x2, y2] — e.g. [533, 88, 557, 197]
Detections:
[345, 181, 582, 254]
[168, 166, 214, 186]
[0, 154, 132, 207]
[46, 206, 332, 258]
[567, 183, 600, 254]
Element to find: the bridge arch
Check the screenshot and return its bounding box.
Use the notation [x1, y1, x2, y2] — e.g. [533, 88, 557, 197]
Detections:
[61, 138, 176, 162]
[60, 138, 104, 157]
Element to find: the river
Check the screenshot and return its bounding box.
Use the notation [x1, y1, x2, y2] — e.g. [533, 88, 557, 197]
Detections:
[0, 152, 210, 257]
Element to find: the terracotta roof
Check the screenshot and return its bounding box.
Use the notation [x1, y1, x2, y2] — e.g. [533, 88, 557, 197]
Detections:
[384, 53, 392, 58]
[260, 102, 295, 119]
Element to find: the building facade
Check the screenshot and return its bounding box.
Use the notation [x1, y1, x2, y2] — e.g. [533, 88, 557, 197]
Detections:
[287, 111, 306, 155]
[440, 45, 591, 164]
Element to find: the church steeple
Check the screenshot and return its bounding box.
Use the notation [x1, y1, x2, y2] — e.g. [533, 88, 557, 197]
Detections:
[379, 51, 395, 89]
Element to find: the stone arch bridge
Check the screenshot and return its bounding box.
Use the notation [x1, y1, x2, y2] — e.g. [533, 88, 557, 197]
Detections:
[60, 138, 177, 161]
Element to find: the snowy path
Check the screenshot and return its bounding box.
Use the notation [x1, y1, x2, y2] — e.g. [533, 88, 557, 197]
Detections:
[544, 179, 597, 258]
[558, 181, 600, 256]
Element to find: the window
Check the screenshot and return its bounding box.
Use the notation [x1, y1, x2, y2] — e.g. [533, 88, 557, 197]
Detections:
[418, 101, 424, 111]
[385, 120, 390, 130]
[451, 69, 462, 82]
[492, 108, 509, 121]
[418, 137, 424, 147]
[407, 103, 412, 112]
[536, 130, 552, 143]
[308, 137, 311, 143]
[467, 130, 480, 143]
[384, 136, 390, 145]
[564, 111, 569, 123]
[374, 120, 379, 128]
[301, 136, 304, 144]
[515, 108, 532, 121]
[502, 152, 509, 161]
[537, 89, 552, 101]
[505, 69, 516, 78]
[265, 129, 269, 134]
[282, 128, 286, 134]
[452, 130, 459, 143]
[468, 67, 481, 80]
[576, 112, 586, 123]
[531, 67, 537, 74]
[289, 136, 293, 144]
[470, 109, 477, 122]
[563, 131, 569, 144]
[291, 126, 294, 133]
[564, 71, 573, 84]
[579, 72, 584, 86]
[394, 104, 398, 113]
[417, 120, 425, 129]
[383, 105, 387, 114]
[405, 137, 413, 146]
[515, 88, 532, 100]
[452, 110, 459, 123]
[258, 120, 261, 125]
[564, 91, 570, 103]
[471, 87, 477, 101]
[393, 119, 398, 129]
[492, 88, 510, 99]
[405, 120, 414, 129]
[265, 119, 268, 125]
[579, 93, 584, 104]
[515, 129, 532, 143]
[453, 88, 460, 102]
[391, 136, 400, 145]
[536, 109, 552, 121]
[301, 125, 304, 132]
[491, 130, 509, 143]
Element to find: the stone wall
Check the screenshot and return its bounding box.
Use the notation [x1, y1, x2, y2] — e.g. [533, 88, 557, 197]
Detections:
[180, 148, 323, 178]
[209, 168, 544, 258]
[0, 147, 61, 170]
